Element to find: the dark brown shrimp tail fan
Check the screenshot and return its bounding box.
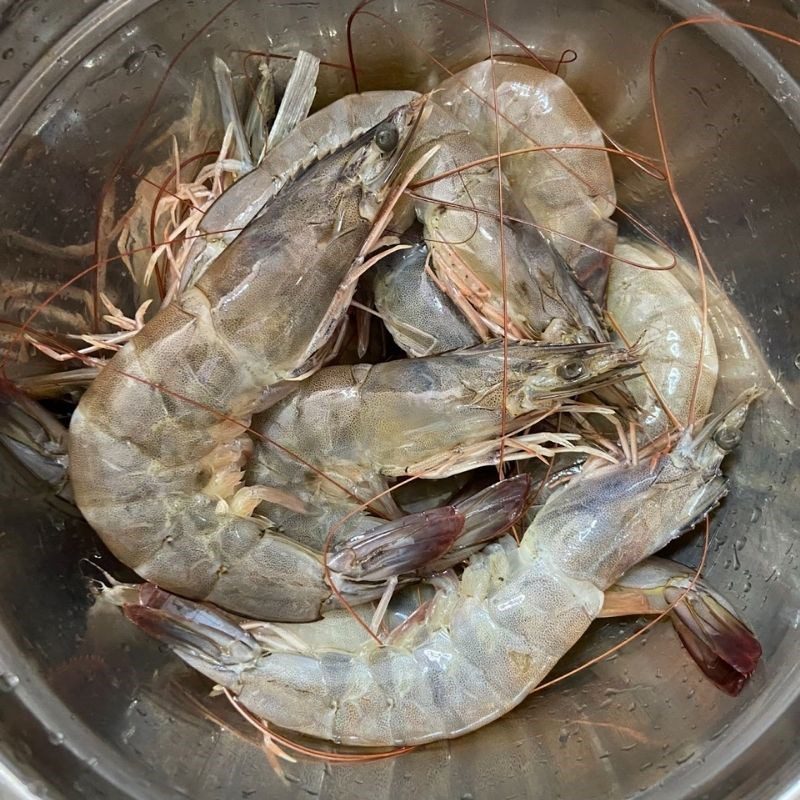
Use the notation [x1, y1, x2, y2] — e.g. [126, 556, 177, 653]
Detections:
[665, 581, 762, 696]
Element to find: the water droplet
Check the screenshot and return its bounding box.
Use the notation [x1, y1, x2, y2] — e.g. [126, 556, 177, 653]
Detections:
[749, 507, 762, 524]
[2, 48, 14, 60]
[124, 52, 145, 75]
[0, 673, 20, 692]
[48, 730, 64, 746]
[794, 353, 800, 370]
[708, 723, 730, 742]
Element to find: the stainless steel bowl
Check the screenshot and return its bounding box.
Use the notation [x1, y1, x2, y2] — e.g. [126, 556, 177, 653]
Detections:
[0, 1, 798, 798]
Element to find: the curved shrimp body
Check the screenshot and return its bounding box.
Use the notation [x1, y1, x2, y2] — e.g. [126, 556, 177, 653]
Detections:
[434, 59, 617, 301]
[125, 390, 759, 746]
[410, 104, 605, 343]
[607, 238, 719, 440]
[182, 90, 418, 289]
[249, 341, 639, 498]
[68, 101, 426, 621]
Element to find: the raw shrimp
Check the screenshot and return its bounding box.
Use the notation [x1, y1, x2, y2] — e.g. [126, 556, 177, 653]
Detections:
[182, 66, 606, 351]
[118, 553, 759, 698]
[607, 237, 719, 440]
[371, 228, 479, 357]
[434, 59, 617, 300]
[248, 340, 640, 539]
[68, 99, 433, 622]
[245, 340, 637, 561]
[5, 378, 531, 592]
[181, 90, 418, 290]
[408, 103, 605, 343]
[124, 389, 760, 746]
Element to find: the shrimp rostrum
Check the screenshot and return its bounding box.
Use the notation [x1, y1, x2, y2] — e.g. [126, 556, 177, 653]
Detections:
[69, 98, 439, 621]
[124, 389, 761, 746]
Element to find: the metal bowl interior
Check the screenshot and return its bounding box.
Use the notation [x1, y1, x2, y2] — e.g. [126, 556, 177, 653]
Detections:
[0, 1, 798, 798]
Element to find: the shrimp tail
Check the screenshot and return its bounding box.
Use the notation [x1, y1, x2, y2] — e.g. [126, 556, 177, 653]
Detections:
[602, 557, 762, 696]
[425, 475, 531, 570]
[664, 575, 762, 696]
[327, 506, 465, 584]
[453, 474, 530, 546]
[124, 584, 259, 669]
[320, 478, 531, 600]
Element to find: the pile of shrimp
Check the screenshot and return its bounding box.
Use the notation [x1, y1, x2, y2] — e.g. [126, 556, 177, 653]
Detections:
[6, 0, 795, 768]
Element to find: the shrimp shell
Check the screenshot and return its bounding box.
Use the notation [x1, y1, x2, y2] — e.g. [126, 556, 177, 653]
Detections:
[435, 59, 617, 300]
[607, 237, 719, 440]
[181, 90, 418, 290]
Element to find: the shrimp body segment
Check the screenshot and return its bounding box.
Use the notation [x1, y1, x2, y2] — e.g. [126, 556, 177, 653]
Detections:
[68, 101, 427, 621]
[124, 387, 760, 746]
[607, 238, 719, 440]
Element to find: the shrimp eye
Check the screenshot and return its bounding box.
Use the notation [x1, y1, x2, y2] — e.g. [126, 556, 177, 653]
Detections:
[557, 360, 585, 381]
[714, 427, 742, 450]
[374, 123, 400, 153]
